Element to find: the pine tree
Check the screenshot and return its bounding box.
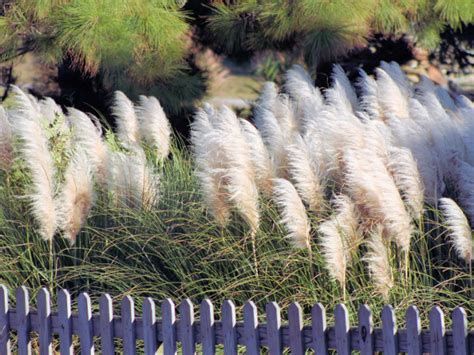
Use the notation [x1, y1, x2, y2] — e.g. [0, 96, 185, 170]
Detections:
[206, 0, 474, 68]
[0, 0, 204, 115]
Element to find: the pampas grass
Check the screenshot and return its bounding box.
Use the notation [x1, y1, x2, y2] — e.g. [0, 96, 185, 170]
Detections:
[135, 95, 171, 160]
[273, 178, 311, 250]
[112, 91, 140, 146]
[68, 108, 108, 184]
[0, 64, 472, 313]
[286, 135, 324, 212]
[439, 198, 473, 263]
[9, 86, 57, 240]
[56, 150, 94, 243]
[364, 226, 394, 299]
[318, 194, 360, 292]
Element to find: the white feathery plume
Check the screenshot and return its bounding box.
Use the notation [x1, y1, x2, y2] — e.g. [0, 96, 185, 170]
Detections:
[318, 218, 347, 287]
[240, 119, 274, 195]
[112, 91, 139, 145]
[272, 94, 299, 138]
[10, 86, 57, 240]
[135, 95, 171, 159]
[439, 197, 473, 262]
[192, 106, 259, 231]
[342, 147, 413, 252]
[284, 65, 323, 107]
[107, 148, 159, 210]
[326, 65, 359, 114]
[357, 69, 382, 120]
[449, 157, 474, 224]
[253, 107, 287, 177]
[257, 82, 279, 112]
[0, 107, 13, 171]
[68, 108, 108, 184]
[386, 109, 445, 204]
[56, 149, 94, 244]
[191, 108, 231, 225]
[380, 61, 412, 99]
[387, 147, 424, 220]
[273, 178, 311, 249]
[455, 95, 473, 109]
[318, 194, 361, 285]
[286, 134, 324, 212]
[284, 65, 324, 131]
[213, 107, 259, 232]
[332, 194, 362, 259]
[39, 97, 64, 124]
[375, 68, 410, 119]
[364, 225, 394, 299]
[434, 86, 457, 112]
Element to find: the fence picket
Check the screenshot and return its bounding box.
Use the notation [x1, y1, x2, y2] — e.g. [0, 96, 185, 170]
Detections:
[200, 299, 215, 355]
[406, 305, 421, 355]
[180, 299, 196, 355]
[452, 307, 468, 355]
[58, 289, 73, 355]
[358, 305, 373, 355]
[222, 300, 237, 355]
[430, 306, 446, 355]
[143, 297, 158, 355]
[0, 284, 471, 354]
[243, 301, 259, 355]
[0, 285, 11, 355]
[121, 296, 136, 355]
[100, 294, 115, 354]
[16, 286, 31, 355]
[288, 302, 304, 355]
[162, 299, 177, 355]
[311, 303, 327, 355]
[266, 302, 282, 355]
[37, 288, 52, 355]
[78, 292, 94, 355]
[334, 304, 350, 355]
[382, 305, 398, 355]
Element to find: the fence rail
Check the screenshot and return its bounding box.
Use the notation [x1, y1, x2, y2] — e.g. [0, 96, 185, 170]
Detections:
[0, 285, 472, 354]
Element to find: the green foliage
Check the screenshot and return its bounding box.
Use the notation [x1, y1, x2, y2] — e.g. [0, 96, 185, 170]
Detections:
[207, 0, 474, 65]
[0, 0, 189, 81]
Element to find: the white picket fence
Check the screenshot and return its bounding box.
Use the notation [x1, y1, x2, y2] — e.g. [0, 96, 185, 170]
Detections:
[0, 285, 472, 354]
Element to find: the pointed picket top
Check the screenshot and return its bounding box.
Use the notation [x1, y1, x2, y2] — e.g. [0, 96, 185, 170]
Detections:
[121, 295, 136, 355]
[143, 297, 158, 355]
[100, 294, 115, 354]
[180, 299, 195, 355]
[222, 300, 238, 355]
[429, 306, 446, 355]
[288, 302, 304, 354]
[381, 305, 398, 355]
[266, 302, 282, 355]
[243, 301, 259, 355]
[162, 298, 177, 355]
[200, 299, 215, 355]
[37, 288, 52, 355]
[78, 292, 94, 355]
[358, 305, 373, 355]
[311, 303, 327, 355]
[334, 304, 350, 355]
[58, 289, 73, 355]
[452, 307, 468, 355]
[406, 305, 421, 355]
[16, 286, 31, 355]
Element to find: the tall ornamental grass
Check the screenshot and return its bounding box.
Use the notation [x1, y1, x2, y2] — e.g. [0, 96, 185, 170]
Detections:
[0, 62, 472, 327]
